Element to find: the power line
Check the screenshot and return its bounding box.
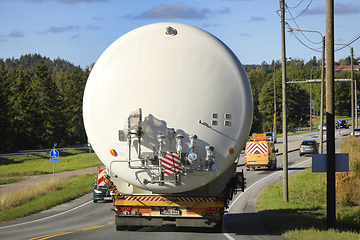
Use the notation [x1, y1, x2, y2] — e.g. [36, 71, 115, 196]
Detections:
[286, 3, 321, 45]
[278, 1, 360, 56]
[286, 23, 323, 53]
[286, 0, 304, 9]
[285, 0, 314, 20]
[335, 34, 360, 52]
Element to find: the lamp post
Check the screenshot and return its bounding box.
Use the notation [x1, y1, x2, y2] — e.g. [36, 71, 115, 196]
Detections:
[286, 28, 325, 154]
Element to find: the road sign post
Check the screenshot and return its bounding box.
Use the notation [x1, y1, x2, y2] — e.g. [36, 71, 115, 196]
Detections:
[337, 120, 341, 135]
[50, 149, 59, 183]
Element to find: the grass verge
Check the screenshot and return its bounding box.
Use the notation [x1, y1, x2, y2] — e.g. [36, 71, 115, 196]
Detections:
[255, 136, 360, 240]
[0, 173, 96, 222]
[0, 148, 102, 183]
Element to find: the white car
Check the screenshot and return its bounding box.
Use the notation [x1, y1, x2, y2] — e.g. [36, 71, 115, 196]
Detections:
[318, 123, 327, 130]
[351, 128, 360, 136]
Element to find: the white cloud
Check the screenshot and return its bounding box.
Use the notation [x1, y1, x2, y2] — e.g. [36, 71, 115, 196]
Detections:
[130, 3, 231, 20]
[37, 25, 80, 34]
[8, 30, 25, 38]
[133, 3, 206, 19]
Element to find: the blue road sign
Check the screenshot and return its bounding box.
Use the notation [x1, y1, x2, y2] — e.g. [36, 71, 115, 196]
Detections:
[50, 149, 59, 159]
[50, 158, 59, 162]
[337, 119, 342, 124]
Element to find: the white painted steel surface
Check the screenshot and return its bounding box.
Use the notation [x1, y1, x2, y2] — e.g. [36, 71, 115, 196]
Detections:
[83, 22, 253, 193]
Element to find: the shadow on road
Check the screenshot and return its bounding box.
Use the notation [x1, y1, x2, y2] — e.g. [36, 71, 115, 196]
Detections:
[223, 212, 281, 237]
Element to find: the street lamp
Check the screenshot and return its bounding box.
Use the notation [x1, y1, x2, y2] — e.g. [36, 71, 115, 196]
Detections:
[287, 28, 325, 154]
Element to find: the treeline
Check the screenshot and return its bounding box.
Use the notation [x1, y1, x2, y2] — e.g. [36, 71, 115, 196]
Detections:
[246, 55, 360, 134]
[1, 54, 359, 153]
[0, 54, 90, 153]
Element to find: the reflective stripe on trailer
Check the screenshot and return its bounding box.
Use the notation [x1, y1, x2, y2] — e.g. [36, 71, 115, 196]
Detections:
[124, 196, 163, 201]
[123, 196, 216, 202]
[177, 197, 216, 202]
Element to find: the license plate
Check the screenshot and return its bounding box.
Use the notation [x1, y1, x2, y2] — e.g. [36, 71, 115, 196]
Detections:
[249, 161, 256, 164]
[161, 209, 181, 215]
[305, 148, 311, 150]
[104, 197, 112, 200]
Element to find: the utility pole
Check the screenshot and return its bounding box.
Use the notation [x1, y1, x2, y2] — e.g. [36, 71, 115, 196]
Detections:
[310, 68, 313, 131]
[351, 47, 354, 132]
[320, 36, 325, 154]
[280, 0, 288, 203]
[326, 0, 336, 229]
[274, 62, 277, 136]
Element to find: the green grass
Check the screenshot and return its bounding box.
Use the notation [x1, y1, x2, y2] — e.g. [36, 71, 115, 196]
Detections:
[0, 148, 102, 181]
[255, 151, 360, 239]
[0, 173, 96, 222]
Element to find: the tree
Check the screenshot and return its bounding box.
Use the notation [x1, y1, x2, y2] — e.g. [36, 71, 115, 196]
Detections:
[60, 67, 87, 145]
[28, 60, 59, 148]
[0, 63, 11, 152]
[7, 67, 32, 151]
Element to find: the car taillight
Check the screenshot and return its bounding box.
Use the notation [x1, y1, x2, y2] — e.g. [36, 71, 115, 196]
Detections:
[126, 206, 132, 212]
[300, 146, 304, 148]
[207, 208, 213, 213]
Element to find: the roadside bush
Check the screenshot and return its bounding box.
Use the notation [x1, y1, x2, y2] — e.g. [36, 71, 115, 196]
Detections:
[336, 137, 360, 207]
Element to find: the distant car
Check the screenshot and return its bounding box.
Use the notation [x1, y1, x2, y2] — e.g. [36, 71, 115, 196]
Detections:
[93, 169, 112, 203]
[318, 123, 327, 130]
[265, 132, 276, 143]
[93, 183, 111, 203]
[336, 120, 349, 129]
[299, 140, 319, 157]
[351, 128, 360, 136]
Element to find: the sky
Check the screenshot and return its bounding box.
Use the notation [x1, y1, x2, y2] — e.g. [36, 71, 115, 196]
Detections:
[1, 0, 360, 69]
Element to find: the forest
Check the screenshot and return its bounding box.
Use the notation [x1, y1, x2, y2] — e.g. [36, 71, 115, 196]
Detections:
[0, 54, 359, 153]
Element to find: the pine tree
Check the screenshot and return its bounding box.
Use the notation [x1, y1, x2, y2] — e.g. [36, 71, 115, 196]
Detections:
[28, 60, 59, 148]
[0, 63, 11, 152]
[8, 67, 32, 150]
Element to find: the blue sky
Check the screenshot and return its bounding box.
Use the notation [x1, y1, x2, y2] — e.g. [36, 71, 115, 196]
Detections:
[1, 0, 359, 69]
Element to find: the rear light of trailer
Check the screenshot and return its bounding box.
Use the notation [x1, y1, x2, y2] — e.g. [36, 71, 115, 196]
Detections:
[115, 206, 132, 215]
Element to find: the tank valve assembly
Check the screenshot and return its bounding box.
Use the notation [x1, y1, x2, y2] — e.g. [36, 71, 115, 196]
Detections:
[175, 134, 184, 153]
[187, 134, 198, 164]
[157, 133, 166, 156]
[205, 146, 215, 170]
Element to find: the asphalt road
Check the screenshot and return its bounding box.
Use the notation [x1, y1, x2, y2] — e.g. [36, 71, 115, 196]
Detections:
[0, 130, 348, 240]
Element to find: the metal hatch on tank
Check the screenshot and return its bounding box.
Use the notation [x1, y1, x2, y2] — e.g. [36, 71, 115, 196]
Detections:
[83, 22, 253, 194]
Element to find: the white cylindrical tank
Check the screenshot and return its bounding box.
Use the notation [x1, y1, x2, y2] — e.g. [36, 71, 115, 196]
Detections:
[83, 22, 253, 194]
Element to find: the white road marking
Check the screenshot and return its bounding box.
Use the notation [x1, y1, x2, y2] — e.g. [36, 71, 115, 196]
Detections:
[222, 158, 311, 238]
[0, 200, 92, 229]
